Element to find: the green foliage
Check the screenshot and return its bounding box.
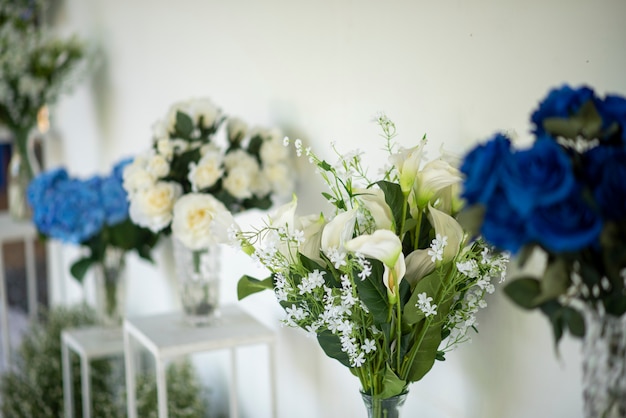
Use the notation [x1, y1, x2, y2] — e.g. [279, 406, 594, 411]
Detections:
[237, 275, 274, 300]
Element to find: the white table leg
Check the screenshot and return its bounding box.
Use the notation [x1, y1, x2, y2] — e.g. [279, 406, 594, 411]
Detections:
[268, 342, 277, 418]
[230, 348, 238, 418]
[62, 338, 74, 418]
[80, 354, 91, 418]
[156, 359, 168, 418]
[124, 326, 138, 418]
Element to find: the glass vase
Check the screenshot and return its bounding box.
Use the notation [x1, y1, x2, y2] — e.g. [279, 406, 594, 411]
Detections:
[93, 247, 127, 327]
[581, 308, 626, 418]
[360, 391, 408, 418]
[8, 128, 40, 221]
[173, 238, 221, 326]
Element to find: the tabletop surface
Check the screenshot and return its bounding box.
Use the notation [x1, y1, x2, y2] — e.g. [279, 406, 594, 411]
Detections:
[62, 325, 124, 358]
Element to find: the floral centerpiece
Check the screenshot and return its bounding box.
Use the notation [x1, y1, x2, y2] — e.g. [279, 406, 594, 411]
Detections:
[122, 97, 294, 324]
[27, 159, 159, 324]
[237, 115, 508, 416]
[0, 0, 88, 219]
[459, 84, 626, 417]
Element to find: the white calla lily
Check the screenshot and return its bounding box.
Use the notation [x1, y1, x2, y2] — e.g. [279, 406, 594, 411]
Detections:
[414, 159, 462, 209]
[345, 229, 405, 302]
[321, 209, 358, 254]
[298, 213, 326, 265]
[427, 204, 465, 264]
[388, 141, 426, 195]
[404, 249, 435, 289]
[269, 195, 298, 231]
[354, 187, 394, 232]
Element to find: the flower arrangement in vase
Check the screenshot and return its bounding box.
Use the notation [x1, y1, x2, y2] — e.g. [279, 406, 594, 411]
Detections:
[27, 159, 159, 325]
[0, 0, 88, 220]
[237, 115, 508, 417]
[459, 84, 626, 418]
[123, 97, 295, 324]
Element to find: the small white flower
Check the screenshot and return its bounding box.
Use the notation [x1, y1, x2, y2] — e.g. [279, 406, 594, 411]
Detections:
[351, 352, 366, 368]
[362, 339, 376, 354]
[416, 292, 438, 317]
[427, 234, 447, 262]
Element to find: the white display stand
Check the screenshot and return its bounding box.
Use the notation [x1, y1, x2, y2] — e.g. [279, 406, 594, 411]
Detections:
[0, 212, 39, 368]
[123, 304, 277, 418]
[61, 326, 124, 418]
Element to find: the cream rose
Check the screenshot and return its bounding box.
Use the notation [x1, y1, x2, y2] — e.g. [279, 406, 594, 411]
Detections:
[188, 151, 223, 191]
[128, 181, 182, 232]
[171, 193, 236, 250]
[223, 167, 253, 199]
[260, 136, 290, 165]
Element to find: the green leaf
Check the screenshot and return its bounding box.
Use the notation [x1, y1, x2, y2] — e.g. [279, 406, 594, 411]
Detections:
[353, 259, 389, 324]
[247, 135, 263, 161]
[562, 307, 585, 338]
[318, 160, 332, 171]
[175, 111, 194, 138]
[540, 300, 565, 346]
[378, 365, 406, 399]
[537, 258, 571, 304]
[243, 194, 272, 210]
[299, 253, 326, 273]
[403, 269, 442, 325]
[503, 277, 542, 309]
[405, 321, 442, 382]
[376, 180, 405, 234]
[317, 330, 351, 368]
[237, 275, 273, 300]
[70, 257, 94, 283]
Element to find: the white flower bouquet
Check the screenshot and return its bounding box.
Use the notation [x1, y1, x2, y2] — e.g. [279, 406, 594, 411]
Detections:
[237, 115, 509, 407]
[123, 97, 295, 249]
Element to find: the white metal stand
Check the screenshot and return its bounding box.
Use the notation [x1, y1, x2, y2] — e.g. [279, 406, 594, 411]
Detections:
[61, 326, 124, 418]
[123, 304, 277, 418]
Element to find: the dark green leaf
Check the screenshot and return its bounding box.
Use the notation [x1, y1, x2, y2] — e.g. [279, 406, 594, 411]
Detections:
[299, 253, 326, 273]
[353, 259, 389, 324]
[537, 258, 570, 304]
[243, 194, 272, 210]
[403, 269, 442, 325]
[175, 111, 194, 138]
[317, 330, 351, 368]
[562, 307, 585, 338]
[70, 257, 94, 283]
[247, 136, 263, 161]
[503, 277, 542, 309]
[379, 365, 406, 399]
[318, 160, 332, 171]
[376, 180, 405, 234]
[405, 322, 442, 382]
[237, 275, 273, 300]
[435, 351, 446, 361]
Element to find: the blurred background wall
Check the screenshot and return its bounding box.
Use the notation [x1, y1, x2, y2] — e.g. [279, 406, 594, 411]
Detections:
[43, 1, 626, 417]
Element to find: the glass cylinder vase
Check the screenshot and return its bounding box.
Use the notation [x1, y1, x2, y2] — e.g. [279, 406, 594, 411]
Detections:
[173, 238, 221, 326]
[360, 391, 408, 418]
[93, 247, 127, 327]
[581, 308, 626, 418]
[8, 128, 40, 221]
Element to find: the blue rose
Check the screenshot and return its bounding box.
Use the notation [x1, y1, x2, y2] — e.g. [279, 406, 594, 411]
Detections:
[584, 145, 626, 221]
[527, 188, 603, 253]
[499, 136, 576, 217]
[480, 188, 531, 254]
[531, 85, 596, 136]
[460, 133, 511, 206]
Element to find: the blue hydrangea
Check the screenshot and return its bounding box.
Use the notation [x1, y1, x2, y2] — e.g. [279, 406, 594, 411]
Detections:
[100, 158, 132, 226]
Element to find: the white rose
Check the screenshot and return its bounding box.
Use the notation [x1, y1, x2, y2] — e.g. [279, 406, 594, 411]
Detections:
[152, 119, 171, 140]
[123, 156, 156, 193]
[260, 136, 289, 165]
[156, 138, 175, 160]
[188, 98, 221, 129]
[223, 149, 259, 174]
[146, 153, 170, 178]
[263, 163, 294, 196]
[128, 181, 182, 232]
[226, 117, 248, 143]
[171, 193, 236, 249]
[223, 167, 253, 199]
[188, 151, 223, 191]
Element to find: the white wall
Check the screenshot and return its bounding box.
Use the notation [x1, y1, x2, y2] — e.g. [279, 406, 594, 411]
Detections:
[46, 0, 626, 417]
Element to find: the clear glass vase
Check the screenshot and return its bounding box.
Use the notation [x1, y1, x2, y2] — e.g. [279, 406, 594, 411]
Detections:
[581, 308, 626, 418]
[8, 128, 40, 221]
[93, 247, 127, 327]
[173, 239, 221, 326]
[360, 391, 408, 418]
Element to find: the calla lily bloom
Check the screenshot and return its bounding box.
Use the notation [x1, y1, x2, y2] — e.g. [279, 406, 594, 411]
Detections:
[321, 208, 358, 254]
[389, 141, 426, 195]
[427, 204, 465, 264]
[298, 212, 326, 265]
[414, 159, 463, 209]
[354, 187, 394, 232]
[404, 249, 435, 289]
[345, 229, 406, 302]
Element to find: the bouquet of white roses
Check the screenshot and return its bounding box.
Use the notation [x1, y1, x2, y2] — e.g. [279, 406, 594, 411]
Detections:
[123, 97, 294, 250]
[237, 115, 508, 405]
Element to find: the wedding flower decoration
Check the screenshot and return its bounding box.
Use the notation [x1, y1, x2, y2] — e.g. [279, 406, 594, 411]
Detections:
[123, 97, 295, 249]
[237, 115, 508, 401]
[27, 158, 159, 282]
[0, 0, 87, 176]
[459, 84, 626, 343]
